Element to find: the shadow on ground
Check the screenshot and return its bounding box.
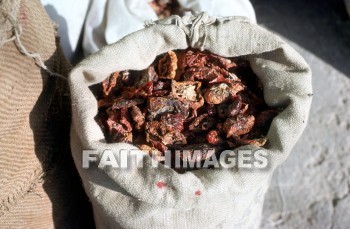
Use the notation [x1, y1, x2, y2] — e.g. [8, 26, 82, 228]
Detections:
[251, 0, 350, 77]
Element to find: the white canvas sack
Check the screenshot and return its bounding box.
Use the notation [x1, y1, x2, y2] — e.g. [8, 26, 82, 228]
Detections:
[69, 13, 312, 229]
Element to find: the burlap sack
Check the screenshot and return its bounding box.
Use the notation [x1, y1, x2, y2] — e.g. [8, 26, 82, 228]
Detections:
[69, 13, 312, 229]
[0, 0, 94, 227]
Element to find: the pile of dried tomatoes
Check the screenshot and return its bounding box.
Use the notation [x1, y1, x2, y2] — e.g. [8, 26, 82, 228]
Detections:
[95, 49, 279, 164]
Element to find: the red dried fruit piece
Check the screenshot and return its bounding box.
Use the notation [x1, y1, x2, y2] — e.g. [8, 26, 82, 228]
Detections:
[188, 114, 215, 132]
[152, 90, 169, 97]
[117, 132, 133, 143]
[229, 82, 245, 96]
[208, 54, 238, 70]
[206, 130, 222, 145]
[153, 80, 171, 97]
[171, 80, 204, 116]
[206, 72, 229, 85]
[105, 109, 120, 132]
[102, 71, 119, 96]
[188, 113, 208, 130]
[147, 96, 189, 119]
[204, 83, 231, 104]
[119, 108, 132, 132]
[239, 103, 249, 114]
[146, 120, 161, 137]
[205, 65, 240, 83]
[159, 113, 185, 134]
[183, 66, 210, 81]
[158, 51, 178, 79]
[171, 80, 201, 102]
[227, 98, 243, 116]
[182, 50, 208, 67]
[106, 110, 133, 143]
[112, 97, 144, 109]
[176, 50, 209, 79]
[135, 81, 154, 98]
[130, 106, 145, 131]
[148, 138, 168, 153]
[146, 113, 187, 146]
[162, 132, 187, 145]
[153, 80, 171, 91]
[223, 114, 255, 137]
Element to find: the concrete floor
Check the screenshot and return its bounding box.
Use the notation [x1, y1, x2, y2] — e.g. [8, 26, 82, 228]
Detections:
[250, 0, 350, 228]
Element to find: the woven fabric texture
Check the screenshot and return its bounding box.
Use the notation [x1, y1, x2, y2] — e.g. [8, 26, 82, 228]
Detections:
[69, 13, 312, 229]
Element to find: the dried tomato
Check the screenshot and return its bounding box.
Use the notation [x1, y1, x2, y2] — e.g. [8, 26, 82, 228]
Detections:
[158, 51, 178, 79]
[102, 71, 119, 96]
[206, 130, 222, 145]
[223, 114, 255, 137]
[95, 48, 280, 170]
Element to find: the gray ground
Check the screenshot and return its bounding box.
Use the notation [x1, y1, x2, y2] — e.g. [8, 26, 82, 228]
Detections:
[249, 0, 350, 228]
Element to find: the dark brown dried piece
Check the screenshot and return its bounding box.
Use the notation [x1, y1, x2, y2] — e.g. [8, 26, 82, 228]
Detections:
[255, 110, 279, 128]
[217, 96, 243, 118]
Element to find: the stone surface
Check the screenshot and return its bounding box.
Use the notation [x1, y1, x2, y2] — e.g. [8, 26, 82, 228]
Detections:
[260, 42, 350, 228]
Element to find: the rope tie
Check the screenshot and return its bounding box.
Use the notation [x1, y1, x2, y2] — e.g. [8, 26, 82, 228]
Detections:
[145, 12, 216, 50]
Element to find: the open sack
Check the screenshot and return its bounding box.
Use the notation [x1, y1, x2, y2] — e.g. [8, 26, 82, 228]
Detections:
[69, 13, 312, 229]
